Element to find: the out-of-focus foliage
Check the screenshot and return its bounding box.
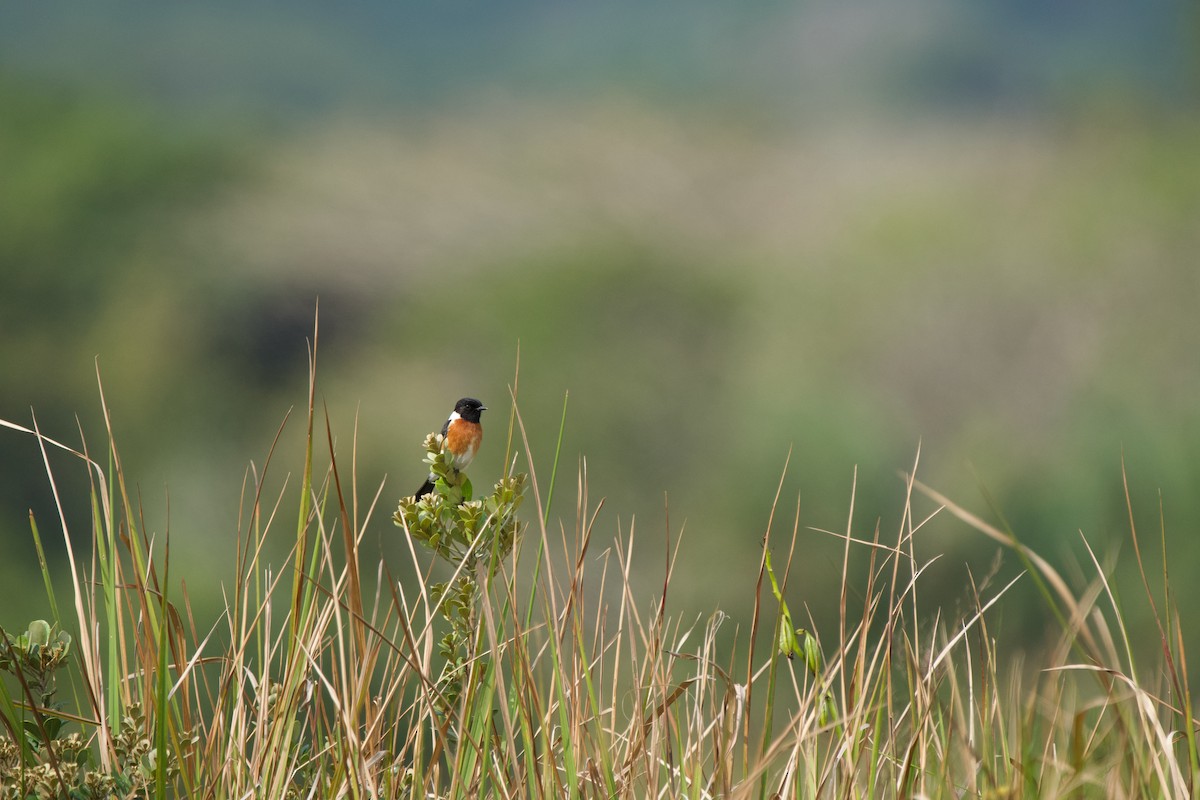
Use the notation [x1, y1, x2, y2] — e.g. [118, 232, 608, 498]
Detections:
[0, 80, 231, 324]
[2, 0, 1200, 657]
[0, 75, 243, 609]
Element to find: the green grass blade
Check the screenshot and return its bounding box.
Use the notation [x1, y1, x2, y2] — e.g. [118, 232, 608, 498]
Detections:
[154, 565, 171, 800]
[542, 391, 569, 527]
[27, 513, 60, 625]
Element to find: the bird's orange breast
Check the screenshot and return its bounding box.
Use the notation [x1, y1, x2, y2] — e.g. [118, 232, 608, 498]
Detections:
[444, 419, 482, 470]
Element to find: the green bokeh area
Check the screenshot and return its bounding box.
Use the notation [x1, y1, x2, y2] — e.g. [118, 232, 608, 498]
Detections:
[2, 2, 1200, 673]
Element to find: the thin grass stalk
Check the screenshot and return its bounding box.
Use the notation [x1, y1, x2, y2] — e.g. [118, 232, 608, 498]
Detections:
[519, 389, 568, 639]
[153, 547, 171, 800]
[325, 405, 367, 658]
[290, 324, 319, 648]
[750, 448, 791, 800]
[97, 375, 167, 714]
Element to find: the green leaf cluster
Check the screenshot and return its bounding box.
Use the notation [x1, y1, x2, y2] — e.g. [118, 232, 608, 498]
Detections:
[392, 430, 527, 721]
[763, 550, 837, 727]
[0, 621, 192, 798]
[393, 432, 526, 575]
[0, 620, 71, 709]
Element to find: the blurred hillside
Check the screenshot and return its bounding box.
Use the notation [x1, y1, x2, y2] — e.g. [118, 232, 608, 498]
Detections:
[1, 1, 1199, 652]
[3, 1, 1195, 120]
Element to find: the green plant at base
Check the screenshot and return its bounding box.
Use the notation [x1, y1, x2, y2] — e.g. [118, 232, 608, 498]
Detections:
[0, 620, 191, 799]
[393, 431, 526, 719]
[763, 547, 837, 727]
[0, 620, 71, 726]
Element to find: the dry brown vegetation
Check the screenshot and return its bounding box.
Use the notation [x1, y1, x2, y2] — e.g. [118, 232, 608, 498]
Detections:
[1, 326, 1196, 798]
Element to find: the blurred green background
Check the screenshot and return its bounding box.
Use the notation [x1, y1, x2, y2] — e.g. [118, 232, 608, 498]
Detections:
[2, 2, 1199, 654]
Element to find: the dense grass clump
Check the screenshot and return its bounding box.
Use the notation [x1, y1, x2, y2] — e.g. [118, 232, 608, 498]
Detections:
[0, 338, 1196, 798]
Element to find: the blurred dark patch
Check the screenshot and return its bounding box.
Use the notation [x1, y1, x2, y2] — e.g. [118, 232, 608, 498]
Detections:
[207, 288, 374, 387]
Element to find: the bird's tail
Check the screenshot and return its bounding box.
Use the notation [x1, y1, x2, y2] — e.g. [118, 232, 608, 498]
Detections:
[413, 477, 435, 500]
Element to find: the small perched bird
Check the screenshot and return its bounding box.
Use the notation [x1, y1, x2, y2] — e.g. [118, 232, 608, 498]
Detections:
[413, 397, 486, 499]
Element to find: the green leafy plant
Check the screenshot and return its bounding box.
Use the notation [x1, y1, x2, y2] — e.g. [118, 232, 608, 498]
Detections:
[0, 620, 190, 799]
[0, 620, 71, 721]
[394, 430, 527, 719]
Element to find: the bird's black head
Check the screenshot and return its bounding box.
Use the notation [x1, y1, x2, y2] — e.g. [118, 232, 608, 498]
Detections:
[455, 397, 487, 423]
